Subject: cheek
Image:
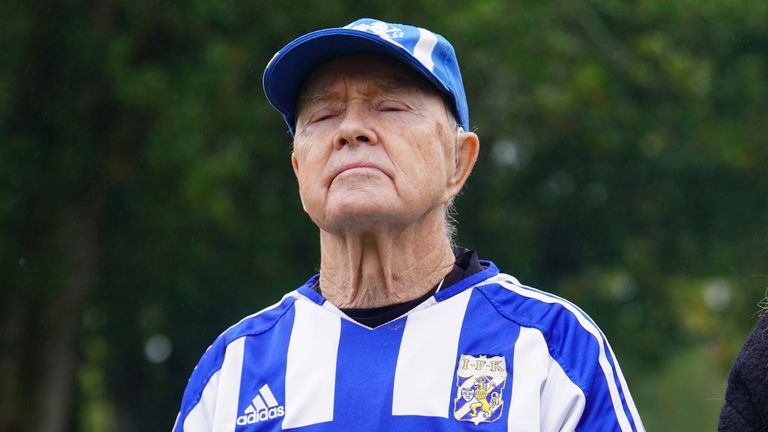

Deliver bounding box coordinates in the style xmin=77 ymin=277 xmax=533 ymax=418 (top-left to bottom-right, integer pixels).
xmin=294 ymin=147 xmax=329 ymax=205
xmin=420 ymin=152 xmax=454 ymax=203
xmin=399 ymin=132 xmax=450 ymax=183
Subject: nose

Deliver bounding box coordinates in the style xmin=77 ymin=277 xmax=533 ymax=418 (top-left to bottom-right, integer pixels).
xmin=333 ymin=105 xmax=378 ymax=149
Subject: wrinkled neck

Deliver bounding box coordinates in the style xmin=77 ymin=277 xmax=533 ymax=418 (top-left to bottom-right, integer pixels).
xmin=318 ymin=212 xmax=454 ymax=308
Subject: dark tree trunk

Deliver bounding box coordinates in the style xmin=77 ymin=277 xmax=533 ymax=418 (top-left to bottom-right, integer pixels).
xmin=34 ymin=196 xmax=102 ymax=432
xmin=2 ymin=0 xmax=113 ymax=427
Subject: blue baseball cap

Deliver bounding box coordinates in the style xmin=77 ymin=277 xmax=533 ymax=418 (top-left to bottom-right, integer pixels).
xmin=262 ymin=18 xmax=469 ymax=135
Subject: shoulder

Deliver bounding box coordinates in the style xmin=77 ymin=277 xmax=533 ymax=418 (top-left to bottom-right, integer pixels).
xmin=190 ymin=289 xmax=301 ymax=373
xmin=474 ymin=273 xmax=606 ymax=348
xmin=729 ymin=312 xmax=768 ymax=377
xmin=474 ymin=273 xmax=643 ymax=429
xmin=218 ymin=291 xmax=302 ymax=344
xmin=175 ymin=290 xmax=302 ymax=425
xmin=720 ymin=313 xmax=768 ymax=431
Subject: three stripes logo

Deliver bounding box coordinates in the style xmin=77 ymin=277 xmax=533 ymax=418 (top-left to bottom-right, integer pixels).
xmin=236 ymin=384 xmax=285 ymax=426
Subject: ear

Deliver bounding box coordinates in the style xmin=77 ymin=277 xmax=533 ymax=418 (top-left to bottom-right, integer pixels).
xmin=445 ymin=130 xmax=480 ymax=200
xmin=290 ymin=151 xmax=308 ymax=212
xmin=291 ymin=151 xmax=301 ymax=177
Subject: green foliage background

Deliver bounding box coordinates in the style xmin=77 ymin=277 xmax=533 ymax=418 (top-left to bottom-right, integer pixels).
xmin=2 ymin=0 xmax=767 ymax=430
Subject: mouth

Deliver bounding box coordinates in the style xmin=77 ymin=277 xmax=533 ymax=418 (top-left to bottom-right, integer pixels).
xmin=333 ymin=162 xmax=386 ymax=179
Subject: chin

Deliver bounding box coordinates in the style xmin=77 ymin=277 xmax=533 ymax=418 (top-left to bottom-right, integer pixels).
xmin=325 ymin=194 xmax=393 ymax=219
xmin=319 ymin=205 xmax=404 ymax=233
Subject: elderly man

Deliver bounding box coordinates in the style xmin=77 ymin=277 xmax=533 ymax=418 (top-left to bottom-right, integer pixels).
xmin=174 ymin=18 xmax=644 ymax=431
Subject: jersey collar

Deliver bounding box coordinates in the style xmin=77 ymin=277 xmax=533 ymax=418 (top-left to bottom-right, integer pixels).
xmin=296 ymin=260 xmax=500 ymax=307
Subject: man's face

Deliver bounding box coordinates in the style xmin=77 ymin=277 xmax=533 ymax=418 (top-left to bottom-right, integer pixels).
xmin=291 ymin=54 xmax=461 ymax=234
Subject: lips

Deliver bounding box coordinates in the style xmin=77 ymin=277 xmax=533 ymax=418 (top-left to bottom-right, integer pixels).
xmin=332 ymin=162 xmax=387 ymax=180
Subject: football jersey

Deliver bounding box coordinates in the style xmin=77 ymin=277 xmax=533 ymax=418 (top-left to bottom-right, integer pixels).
xmin=173 ymin=261 xmax=644 ymax=431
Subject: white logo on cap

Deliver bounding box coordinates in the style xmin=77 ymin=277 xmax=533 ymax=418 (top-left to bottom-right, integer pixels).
xmin=346 ymin=20 xmax=405 ymax=42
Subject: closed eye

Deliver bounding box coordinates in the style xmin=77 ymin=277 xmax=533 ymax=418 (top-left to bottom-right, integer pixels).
xmin=378 ymin=101 xmax=409 ymax=112
xmin=311 ymin=110 xmax=338 ymax=123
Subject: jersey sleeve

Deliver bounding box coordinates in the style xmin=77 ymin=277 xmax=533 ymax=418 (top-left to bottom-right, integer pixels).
xmin=545 ymin=313 xmax=644 ymax=432
xmin=540 ymin=349 xmax=586 ymax=431
xmin=173 ymin=337 xmax=227 ymax=432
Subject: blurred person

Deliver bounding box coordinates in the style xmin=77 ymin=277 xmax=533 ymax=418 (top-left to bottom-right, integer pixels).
xmin=173 ymin=18 xmax=644 ymax=431
xmin=719 ymin=311 xmax=768 ymax=431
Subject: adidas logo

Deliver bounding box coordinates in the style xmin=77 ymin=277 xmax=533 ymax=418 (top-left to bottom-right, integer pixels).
xmin=236 ymin=384 xmax=285 ymax=426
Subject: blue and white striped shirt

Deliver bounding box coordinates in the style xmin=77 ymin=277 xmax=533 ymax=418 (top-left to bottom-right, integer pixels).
xmin=174 ymin=261 xmax=644 ymax=431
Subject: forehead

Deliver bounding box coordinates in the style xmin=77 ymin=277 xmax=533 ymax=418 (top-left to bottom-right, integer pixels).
xmin=298 ymin=54 xmax=441 ymax=104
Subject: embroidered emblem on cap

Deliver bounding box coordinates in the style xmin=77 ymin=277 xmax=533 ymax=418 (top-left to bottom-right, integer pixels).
xmin=345 ymin=20 xmax=405 ymax=40
xmin=453 ymin=354 xmax=507 ymax=425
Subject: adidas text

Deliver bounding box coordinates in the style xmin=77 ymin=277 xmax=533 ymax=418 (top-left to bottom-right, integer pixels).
xmin=236 ymin=406 xmax=285 ymax=425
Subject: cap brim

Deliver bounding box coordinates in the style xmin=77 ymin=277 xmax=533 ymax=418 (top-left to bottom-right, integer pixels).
xmin=262 ymin=28 xmax=450 ymax=134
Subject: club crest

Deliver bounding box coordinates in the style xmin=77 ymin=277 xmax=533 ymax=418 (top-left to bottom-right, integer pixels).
xmin=453 ymin=354 xmax=507 ymax=425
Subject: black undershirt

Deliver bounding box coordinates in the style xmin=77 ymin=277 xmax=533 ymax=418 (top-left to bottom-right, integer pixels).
xmin=313 ymin=247 xmax=483 ymax=328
